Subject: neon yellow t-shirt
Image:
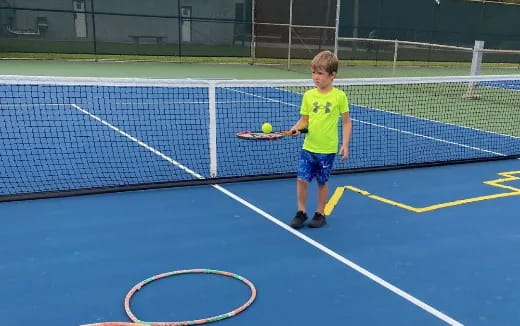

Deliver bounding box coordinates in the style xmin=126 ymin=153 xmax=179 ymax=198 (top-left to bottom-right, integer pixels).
xmin=300 ymin=87 xmax=349 ymax=154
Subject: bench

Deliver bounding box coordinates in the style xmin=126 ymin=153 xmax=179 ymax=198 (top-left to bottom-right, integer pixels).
xmin=129 ymin=35 xmax=167 ymax=44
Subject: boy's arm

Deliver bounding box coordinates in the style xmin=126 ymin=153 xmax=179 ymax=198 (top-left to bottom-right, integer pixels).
xmin=289 ymin=115 xmax=309 ymax=135
xmin=290 ymin=91 xmax=309 ymax=135
xmin=339 ymin=112 xmax=352 ymax=160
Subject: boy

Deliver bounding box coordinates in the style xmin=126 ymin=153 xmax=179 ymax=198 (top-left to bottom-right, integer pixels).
xmin=288 ymin=50 xmax=351 ymax=229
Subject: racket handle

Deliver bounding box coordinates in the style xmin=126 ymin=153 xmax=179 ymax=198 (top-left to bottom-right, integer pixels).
xmin=289 ymin=128 xmax=308 ymax=135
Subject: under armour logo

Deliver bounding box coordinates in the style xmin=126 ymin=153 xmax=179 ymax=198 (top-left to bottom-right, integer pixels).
xmin=312 ymin=102 xmax=320 ymax=113
xmin=324 ymin=102 xmax=332 ymax=113
xmin=311 ymin=101 xmax=332 ymax=113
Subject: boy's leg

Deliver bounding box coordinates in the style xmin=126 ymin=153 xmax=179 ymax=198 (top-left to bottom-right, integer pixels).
xmin=316 ymin=182 xmax=328 ymax=215
xmin=297 ymin=178 xmax=308 ymax=213
xmin=290 ymin=179 xmax=309 ymax=229
xmin=309 ymin=153 xmax=335 ymax=228
xmin=290 ymin=150 xmax=314 ymax=229
xmin=309 ymin=182 xmax=328 ymax=228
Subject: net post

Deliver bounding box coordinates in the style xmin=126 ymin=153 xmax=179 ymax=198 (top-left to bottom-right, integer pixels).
xmin=352 ymin=0 xmax=359 ymax=38
xmin=208 ymin=82 xmax=217 ymax=178
xmin=287 ymin=0 xmax=294 ymax=70
xmin=334 ymin=0 xmax=341 ymax=57
xmin=393 ymin=39 xmax=399 ymax=76
xmin=250 ymin=0 xmax=256 ymax=65
xmin=465 ymin=40 xmax=485 ymax=99
xmin=90 ymin=0 xmax=98 ymax=60
xmin=177 ymin=0 xmax=182 ymax=60
xmin=470 ymin=40 xmax=484 ymax=77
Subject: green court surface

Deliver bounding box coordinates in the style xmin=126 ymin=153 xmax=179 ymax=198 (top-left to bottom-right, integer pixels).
xmin=1 ymin=57 xmax=518 ymax=80
xmin=0 ymin=59 xmax=306 ymax=79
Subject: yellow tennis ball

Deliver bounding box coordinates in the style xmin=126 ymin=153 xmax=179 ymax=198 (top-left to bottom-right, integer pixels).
xmin=261 ymin=122 xmax=273 ymax=133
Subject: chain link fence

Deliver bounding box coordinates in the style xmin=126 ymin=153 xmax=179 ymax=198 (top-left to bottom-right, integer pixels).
xmin=340 ymin=0 xmax=520 ymax=50
xmin=0 ymin=0 xmax=252 ymax=58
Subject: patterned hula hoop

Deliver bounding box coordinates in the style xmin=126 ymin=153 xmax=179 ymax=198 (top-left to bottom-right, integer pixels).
xmin=80 ymin=269 xmax=256 ymax=326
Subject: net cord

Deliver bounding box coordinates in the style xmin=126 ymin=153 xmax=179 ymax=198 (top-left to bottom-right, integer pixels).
xmin=337 ymin=37 xmax=474 ymax=51
xmin=2 ymin=74 xmax=520 ymax=88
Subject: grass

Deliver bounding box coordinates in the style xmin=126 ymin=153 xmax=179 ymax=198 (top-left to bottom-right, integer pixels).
xmin=283 ymin=81 xmax=520 ymax=137
xmin=344 ymin=83 xmax=520 ymax=137
xmin=0 ymin=50 xmax=518 ymax=78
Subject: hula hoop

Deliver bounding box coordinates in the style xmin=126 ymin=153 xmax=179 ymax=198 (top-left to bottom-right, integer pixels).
xmin=81 ymin=269 xmax=256 ymax=326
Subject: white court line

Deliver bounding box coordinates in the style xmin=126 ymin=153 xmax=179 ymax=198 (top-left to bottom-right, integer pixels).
xmin=15 ymin=98 xmax=514 ymax=156
xmin=115 ymin=100 xmax=267 ymax=105
xmin=357 ymin=120 xmax=508 ymax=157
xmin=0 ymin=103 xmax=70 ymax=107
xmin=70 ymin=103 xmax=464 ymax=326
xmin=70 ymin=104 xmax=203 ymax=179
xmin=0 ymin=100 xmax=270 ymax=107
xmin=224 ymin=87 xmax=513 ymax=155
xmin=356 ymin=104 xmax=520 ymax=141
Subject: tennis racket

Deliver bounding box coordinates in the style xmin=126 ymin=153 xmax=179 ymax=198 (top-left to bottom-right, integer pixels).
xmin=236 ymin=128 xmax=308 ymax=141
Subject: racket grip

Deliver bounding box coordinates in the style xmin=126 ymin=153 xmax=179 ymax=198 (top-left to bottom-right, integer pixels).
xmin=289 ymin=128 xmax=308 ymax=135
xmin=287 ymin=128 xmax=308 ymax=135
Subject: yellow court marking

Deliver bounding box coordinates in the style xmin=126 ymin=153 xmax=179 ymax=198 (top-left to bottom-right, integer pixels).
xmin=325 ymin=170 xmax=520 ymax=214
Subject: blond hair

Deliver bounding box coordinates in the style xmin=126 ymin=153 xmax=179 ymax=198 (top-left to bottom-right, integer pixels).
xmin=311 ymin=50 xmax=338 ymax=74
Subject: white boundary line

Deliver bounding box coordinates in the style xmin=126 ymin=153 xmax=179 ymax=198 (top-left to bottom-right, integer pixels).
xmin=70 ymin=104 xmax=204 ymax=179
xmin=224 ymin=87 xmax=509 ymax=155
xmin=0 ymin=101 xmax=266 ymax=107
xmin=115 ymin=100 xmax=266 ymax=105
xmin=0 ymin=103 xmax=70 ymax=107
xmin=357 ymin=120 xmax=507 ymax=156
xmin=356 ymin=104 xmax=520 ymax=141
xmin=69 ymin=103 xmax=464 ymax=326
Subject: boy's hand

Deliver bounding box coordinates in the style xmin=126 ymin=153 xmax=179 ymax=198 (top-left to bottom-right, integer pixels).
xmin=287 ymin=128 xmax=300 ymax=136
xmin=339 ymin=144 xmax=349 ymax=160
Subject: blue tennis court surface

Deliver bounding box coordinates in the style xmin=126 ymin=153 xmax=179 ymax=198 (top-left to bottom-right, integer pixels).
xmin=480 ymin=80 xmax=520 ymax=91
xmin=1 ymin=158 xmax=520 ymax=325
xmin=1 ymin=81 xmax=519 ymax=196
xmin=1 ymin=76 xmax=520 ymax=325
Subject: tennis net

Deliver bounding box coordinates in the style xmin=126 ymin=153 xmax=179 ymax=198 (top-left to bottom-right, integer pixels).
xmin=1 ymin=74 xmax=519 ymax=201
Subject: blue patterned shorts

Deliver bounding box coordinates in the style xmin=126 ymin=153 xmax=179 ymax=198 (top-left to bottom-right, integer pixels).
xmin=297 ymin=149 xmax=336 ymax=185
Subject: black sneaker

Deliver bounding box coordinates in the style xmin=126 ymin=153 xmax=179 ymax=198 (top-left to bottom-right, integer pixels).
xmin=308 ymin=212 xmax=326 ymax=228
xmin=289 ymin=211 xmax=307 ymax=229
